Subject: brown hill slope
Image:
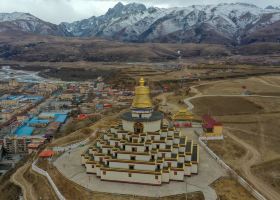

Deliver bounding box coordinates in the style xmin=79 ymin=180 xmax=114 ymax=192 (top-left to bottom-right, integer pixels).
xmin=1 ymin=32 xmax=280 ymax=63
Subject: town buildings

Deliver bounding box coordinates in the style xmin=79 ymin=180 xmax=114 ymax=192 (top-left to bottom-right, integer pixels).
xmin=82 ymin=78 xmax=199 ymax=185
xmin=0 ymin=135 xmax=45 ymax=154
xmin=0 ymin=145 xmax=3 ymax=160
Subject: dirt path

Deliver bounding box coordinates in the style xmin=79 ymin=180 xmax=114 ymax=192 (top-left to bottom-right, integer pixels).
xmin=10 ymin=162 xmax=37 ymax=200
xmin=225 ymin=126 xmax=280 ymax=142
xmin=225 ymin=129 xmax=280 ymax=200
xmin=255 ymin=77 xmax=280 ymax=88
xmin=185 ymin=78 xmax=280 ymax=200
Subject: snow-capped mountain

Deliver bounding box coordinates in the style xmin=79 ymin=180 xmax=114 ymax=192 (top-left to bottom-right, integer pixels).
xmin=60 ymin=2 xmax=280 ymax=44
xmin=0 ymin=12 xmax=69 ymax=36
xmin=1 ymin=3 xmax=280 ymax=44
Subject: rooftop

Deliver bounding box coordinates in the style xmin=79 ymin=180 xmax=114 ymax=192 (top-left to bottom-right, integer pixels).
xmin=15 ymin=126 xmax=34 ymax=136
xmin=55 ymin=114 xmax=68 ymax=123
xmin=202 ymin=114 xmax=222 ymax=128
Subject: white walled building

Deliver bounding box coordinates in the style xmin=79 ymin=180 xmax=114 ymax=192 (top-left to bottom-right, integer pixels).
xmin=81 ymin=78 xmax=199 ymax=185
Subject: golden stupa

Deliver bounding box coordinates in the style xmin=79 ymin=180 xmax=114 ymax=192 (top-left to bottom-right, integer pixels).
xmin=132 ymin=77 xmax=153 ymax=109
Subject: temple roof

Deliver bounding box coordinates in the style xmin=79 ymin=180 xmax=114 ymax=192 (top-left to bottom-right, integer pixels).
xmin=173 ymin=109 xmax=193 ymax=121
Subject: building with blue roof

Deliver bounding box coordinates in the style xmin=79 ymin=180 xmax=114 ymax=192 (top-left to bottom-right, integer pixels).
xmin=39 ymin=111 xmax=70 ymax=119
xmin=15 ymin=126 xmax=34 ymax=136
xmin=28 ymin=117 xmax=49 ymax=127
xmin=55 ymin=114 xmax=68 ymax=123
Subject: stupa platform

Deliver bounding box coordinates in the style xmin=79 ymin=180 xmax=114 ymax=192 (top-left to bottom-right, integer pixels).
xmin=53 ymin=128 xmax=226 ymax=199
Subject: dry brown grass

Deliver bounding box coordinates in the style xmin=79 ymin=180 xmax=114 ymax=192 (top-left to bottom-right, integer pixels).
xmin=23 ymin=165 xmax=58 ymax=200
xmin=207 ymin=136 xmax=247 ymax=171
xmin=192 ymin=76 xmax=280 ymax=199
xmin=191 ymin=96 xmax=263 ymax=116
xmin=50 ymin=108 xmax=128 ymax=147
xmin=0 ymin=180 xmax=21 ymax=200
xmin=251 ymin=159 xmax=280 ymax=193
xmin=196 ymin=77 xmax=280 ymax=96
xmin=211 ymin=177 xmax=256 ymax=200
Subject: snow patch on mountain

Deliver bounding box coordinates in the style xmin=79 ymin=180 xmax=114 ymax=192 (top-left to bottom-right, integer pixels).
xmin=59 ymin=2 xmax=280 ymax=43
xmin=0 ymin=12 xmax=37 ymax=22
xmin=1 ymin=2 xmax=280 ymax=44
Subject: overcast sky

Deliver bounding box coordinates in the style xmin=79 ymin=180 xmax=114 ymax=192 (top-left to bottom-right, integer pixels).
xmin=0 ymin=0 xmax=279 ymax=24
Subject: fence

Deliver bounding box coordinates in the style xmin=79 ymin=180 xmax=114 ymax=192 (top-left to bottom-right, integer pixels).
xmin=198 ymin=137 xmax=267 ymax=200
xmin=32 ymin=159 xmax=65 ymax=200
xmin=30 ymin=130 xmax=100 ymax=200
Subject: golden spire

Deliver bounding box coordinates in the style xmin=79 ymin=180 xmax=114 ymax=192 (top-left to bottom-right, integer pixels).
xmin=132 ymin=77 xmax=153 ymax=109
xmin=139 ymin=77 xmax=145 ymax=86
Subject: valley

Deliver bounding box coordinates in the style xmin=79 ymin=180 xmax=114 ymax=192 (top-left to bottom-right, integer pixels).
xmin=1 ymin=1 xmax=280 ymax=200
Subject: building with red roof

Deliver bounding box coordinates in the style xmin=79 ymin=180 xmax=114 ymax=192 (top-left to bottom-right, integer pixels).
xmin=201 ymin=114 xmax=223 ymax=140
xmin=39 ymin=150 xmax=54 ymax=158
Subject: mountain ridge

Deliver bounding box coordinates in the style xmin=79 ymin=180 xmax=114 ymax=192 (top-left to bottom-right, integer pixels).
xmin=1 ymin=2 xmax=280 ymax=44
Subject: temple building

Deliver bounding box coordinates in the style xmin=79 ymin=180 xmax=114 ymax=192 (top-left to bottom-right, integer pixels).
xmin=172 ymin=109 xmax=194 ymax=128
xmin=201 ymin=114 xmax=223 ymax=140
xmin=81 ymin=78 xmax=199 ymax=185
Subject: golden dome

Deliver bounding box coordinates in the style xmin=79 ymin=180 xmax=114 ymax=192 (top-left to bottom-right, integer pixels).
xmin=132 ymin=77 xmax=153 ymax=109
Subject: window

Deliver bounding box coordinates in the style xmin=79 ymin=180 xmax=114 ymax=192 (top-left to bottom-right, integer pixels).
xmin=157 ymin=165 xmax=160 ymax=170
xmin=155 ymin=175 xmax=158 ymax=180
xmin=132 ymin=147 xmax=137 ymax=152
xmin=129 ymin=165 xmax=134 ymax=170
xmin=131 ymin=156 xmax=136 ymax=161
xmin=174 ymin=171 xmax=177 ymax=175
xmin=103 ymin=171 xmax=106 ymax=175
xmin=129 ymin=173 xmax=132 ymax=177
xmin=92 ymin=165 xmax=95 ymax=168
